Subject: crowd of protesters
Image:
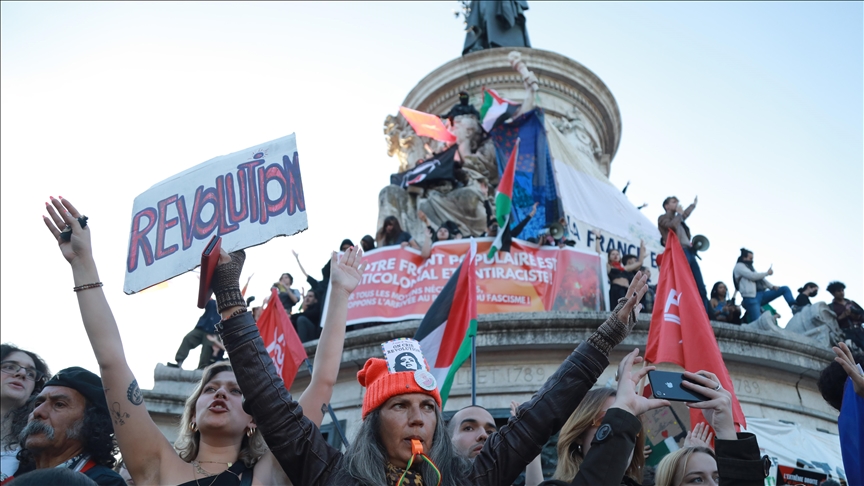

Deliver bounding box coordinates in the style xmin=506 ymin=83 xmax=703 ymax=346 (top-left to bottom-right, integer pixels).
xmin=0 ymin=196 xmax=859 ymax=486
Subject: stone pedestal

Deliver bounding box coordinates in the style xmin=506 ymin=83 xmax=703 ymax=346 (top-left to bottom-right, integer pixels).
xmin=386 ymin=47 xmax=621 ymax=178
xmin=289 ymin=315 xmax=838 ymax=441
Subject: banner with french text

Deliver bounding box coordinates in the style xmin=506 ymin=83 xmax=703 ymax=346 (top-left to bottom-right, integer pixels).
xmin=346 ymin=238 xmax=602 ymax=325
xmin=124 ymin=134 xmax=307 ymax=294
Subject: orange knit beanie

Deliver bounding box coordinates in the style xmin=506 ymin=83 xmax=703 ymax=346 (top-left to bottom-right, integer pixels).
xmin=357 ymin=358 xmax=442 ymax=418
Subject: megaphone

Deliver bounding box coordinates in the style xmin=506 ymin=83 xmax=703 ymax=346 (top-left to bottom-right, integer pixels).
xmin=549 ymin=222 xmax=565 ymax=240
xmin=691 ymin=234 xmax=710 ymax=252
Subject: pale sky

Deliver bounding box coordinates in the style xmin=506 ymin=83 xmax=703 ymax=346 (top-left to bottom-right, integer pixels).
xmin=2 ymin=2 xmax=861 ymax=389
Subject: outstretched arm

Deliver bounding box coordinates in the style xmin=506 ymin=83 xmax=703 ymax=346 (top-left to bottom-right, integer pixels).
xmin=42 ymin=197 xmax=176 ymax=485
xmin=473 ymin=275 xmax=650 ymax=485
xmin=292 ymin=250 xmax=310 ymax=279
xmin=213 ymin=252 xmax=342 ymax=486
xmin=572 ymin=349 xmax=667 ymax=486
xmin=622 ymin=241 xmax=647 ymax=272
xmin=298 ymin=247 xmax=366 ymax=426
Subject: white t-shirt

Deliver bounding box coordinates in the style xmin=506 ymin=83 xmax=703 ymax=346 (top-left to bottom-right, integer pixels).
xmin=0 ymin=446 xmax=20 ymax=481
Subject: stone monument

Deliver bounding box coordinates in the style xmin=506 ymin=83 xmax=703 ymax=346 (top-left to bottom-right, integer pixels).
xmin=143 ymin=4 xmax=841 ymax=477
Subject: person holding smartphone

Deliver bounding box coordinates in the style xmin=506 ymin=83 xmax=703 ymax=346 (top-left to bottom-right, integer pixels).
xmin=651 ymin=371 xmax=768 ymax=486
xmin=733 ymin=248 xmax=795 ymax=323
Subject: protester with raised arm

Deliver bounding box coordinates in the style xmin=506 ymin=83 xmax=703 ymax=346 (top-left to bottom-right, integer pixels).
xmin=658 ymin=196 xmax=709 ymax=312
xmin=542 ymin=349 xmax=663 ymax=486
xmin=733 ymin=248 xmax=795 ymax=323
xmin=41 ymin=196 xmax=363 ymax=486
xmin=211 ymin=243 xmax=650 ymax=485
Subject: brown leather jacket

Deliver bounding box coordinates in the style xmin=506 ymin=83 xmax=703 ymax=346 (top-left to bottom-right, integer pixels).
xmin=219 ymin=311 xmax=610 ymax=486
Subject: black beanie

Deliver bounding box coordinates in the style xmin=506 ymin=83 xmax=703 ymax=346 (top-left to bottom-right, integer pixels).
xmin=43 ymin=367 xmax=109 ymax=416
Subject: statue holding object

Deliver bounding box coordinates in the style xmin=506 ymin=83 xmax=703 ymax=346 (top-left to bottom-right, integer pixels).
xmin=379 ymin=49 xmax=542 ymax=246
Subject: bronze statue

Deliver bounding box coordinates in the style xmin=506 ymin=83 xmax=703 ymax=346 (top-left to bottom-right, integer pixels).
xmin=462 ymin=1 xmax=531 ymax=55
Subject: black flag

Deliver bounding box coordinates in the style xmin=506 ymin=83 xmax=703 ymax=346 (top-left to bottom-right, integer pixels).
xmin=390 ymin=145 xmax=458 ymax=188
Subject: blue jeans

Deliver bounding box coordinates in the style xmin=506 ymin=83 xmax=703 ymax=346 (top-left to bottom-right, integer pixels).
xmin=683 ymin=247 xmax=710 ymax=312
xmin=742 ymin=286 xmax=794 ymax=323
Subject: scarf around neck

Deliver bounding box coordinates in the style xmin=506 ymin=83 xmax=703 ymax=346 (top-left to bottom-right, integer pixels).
xmin=386 ymin=462 xmax=424 ymax=486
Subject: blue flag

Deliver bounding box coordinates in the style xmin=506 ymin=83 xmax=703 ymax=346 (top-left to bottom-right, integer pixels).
xmin=839 ymin=377 xmax=863 ymax=485
xmin=490 ymin=109 xmax=563 ymax=241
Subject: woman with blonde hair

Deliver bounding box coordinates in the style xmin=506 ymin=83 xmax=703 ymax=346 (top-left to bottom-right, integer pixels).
xmin=548 ymin=350 xmax=657 ymax=486
xmin=42 ymin=196 xmax=366 ymax=485
xmin=650 ymin=370 xmax=767 ymax=486
xmin=654 ymin=446 xmax=717 ymax=486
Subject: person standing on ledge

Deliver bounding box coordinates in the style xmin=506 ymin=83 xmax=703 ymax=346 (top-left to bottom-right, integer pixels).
xmin=658 ymin=195 xmax=710 ymax=313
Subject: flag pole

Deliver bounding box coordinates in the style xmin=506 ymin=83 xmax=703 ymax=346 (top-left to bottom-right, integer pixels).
xmin=304 ymin=358 xmax=349 ymax=449
xmin=470 ymin=335 xmax=477 ymax=406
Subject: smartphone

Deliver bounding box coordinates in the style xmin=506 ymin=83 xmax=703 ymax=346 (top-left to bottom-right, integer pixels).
xmin=197 ymin=235 xmax=222 ymax=309
xmin=648 ymin=370 xmax=709 ymax=402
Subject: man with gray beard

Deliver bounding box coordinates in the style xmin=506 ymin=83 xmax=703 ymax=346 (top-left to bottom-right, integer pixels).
xmin=8 ymin=367 xmax=123 ymax=486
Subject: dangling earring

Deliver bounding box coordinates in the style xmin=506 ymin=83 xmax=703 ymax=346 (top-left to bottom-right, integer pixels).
xmin=189 ymin=422 xmax=198 ymax=432
xmin=246 ymin=426 xmax=256 ymax=437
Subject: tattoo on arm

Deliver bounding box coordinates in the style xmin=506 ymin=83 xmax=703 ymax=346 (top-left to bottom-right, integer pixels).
xmin=127 ymin=379 xmax=144 ymax=406
xmin=111 ymin=402 xmax=130 ymax=426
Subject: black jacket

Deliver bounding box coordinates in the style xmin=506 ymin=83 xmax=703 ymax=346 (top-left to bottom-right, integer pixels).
xmin=540 ymin=408 xmax=765 ymax=486
xmin=218 ymin=311 xmax=611 ymax=486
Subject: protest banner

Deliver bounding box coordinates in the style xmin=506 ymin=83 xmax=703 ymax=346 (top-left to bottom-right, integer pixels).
xmin=124 ymin=134 xmax=307 ymax=294
xmin=345 ymin=238 xmax=602 ymax=326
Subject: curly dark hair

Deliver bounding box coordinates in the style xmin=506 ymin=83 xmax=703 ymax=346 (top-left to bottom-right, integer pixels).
xmin=818 ymin=352 xmax=863 ymax=411
xmin=16 ymin=400 xmax=118 ymax=472
xmin=826 ymin=281 xmax=846 ymax=295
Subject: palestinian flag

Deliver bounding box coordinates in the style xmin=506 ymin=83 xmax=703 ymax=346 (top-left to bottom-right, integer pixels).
xmin=488 ymin=139 xmax=520 ymax=258
xmin=479 ymin=87 xmax=520 ymax=133
xmin=413 ymin=239 xmax=477 ymax=405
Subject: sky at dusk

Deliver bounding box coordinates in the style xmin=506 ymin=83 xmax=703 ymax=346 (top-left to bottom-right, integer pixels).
xmin=2 ymin=2 xmax=861 ymax=388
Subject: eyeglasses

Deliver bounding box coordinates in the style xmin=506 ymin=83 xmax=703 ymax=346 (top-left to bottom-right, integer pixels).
xmin=0 ymin=361 xmax=45 ymax=383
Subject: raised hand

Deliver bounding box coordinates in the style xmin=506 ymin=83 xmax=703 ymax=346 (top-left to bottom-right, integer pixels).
xmin=682 ymin=371 xmax=737 ymax=440
xmin=510 ymin=400 xmax=519 ymax=417
xmin=683 ymin=422 xmax=714 ymax=449
xmin=609 ymin=348 xmax=669 ymax=417
xmin=833 ymin=342 xmax=864 ymax=399
xmin=616 ymin=271 xmax=649 ymax=324
xmin=330 ymin=246 xmax=367 ymax=297
xmin=212 ymin=248 xmax=246 ymax=315
xmin=43 ymin=196 xmax=92 ymax=266
xmin=529 ymin=202 xmax=539 ymax=218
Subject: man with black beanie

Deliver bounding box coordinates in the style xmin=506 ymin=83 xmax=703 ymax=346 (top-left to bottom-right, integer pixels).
xmin=12 ymin=367 xmax=123 ymax=486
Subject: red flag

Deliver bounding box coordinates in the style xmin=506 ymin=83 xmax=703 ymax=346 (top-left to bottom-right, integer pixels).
xmin=645 ymin=231 xmax=746 ymax=431
xmin=399 ymin=106 xmax=457 ymax=143
xmin=256 ymin=288 xmax=307 ymax=389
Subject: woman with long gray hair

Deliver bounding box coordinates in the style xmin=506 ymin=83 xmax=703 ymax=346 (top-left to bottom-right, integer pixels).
xmin=210 ymin=243 xmax=652 ymax=485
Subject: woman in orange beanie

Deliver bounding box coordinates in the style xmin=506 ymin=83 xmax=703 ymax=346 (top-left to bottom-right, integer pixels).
xmin=212 ymin=244 xmax=650 ymax=486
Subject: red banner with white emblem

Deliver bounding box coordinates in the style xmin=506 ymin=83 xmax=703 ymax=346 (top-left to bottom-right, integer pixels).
xmin=645 ymin=231 xmax=746 ymax=430
xmin=257 ymin=288 xmax=307 ymax=389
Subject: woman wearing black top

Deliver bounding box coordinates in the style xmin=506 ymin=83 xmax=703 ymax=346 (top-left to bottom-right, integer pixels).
xmin=793 ymin=282 xmax=818 ymax=314
xmin=597 ymin=234 xmax=646 ymax=309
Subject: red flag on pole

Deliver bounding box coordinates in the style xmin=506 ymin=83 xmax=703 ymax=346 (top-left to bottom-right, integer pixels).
xmin=645 ymin=231 xmax=747 ymax=431
xmin=256 ymin=288 xmax=307 ymax=389
xmin=399 ymin=106 xmax=457 ymax=143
